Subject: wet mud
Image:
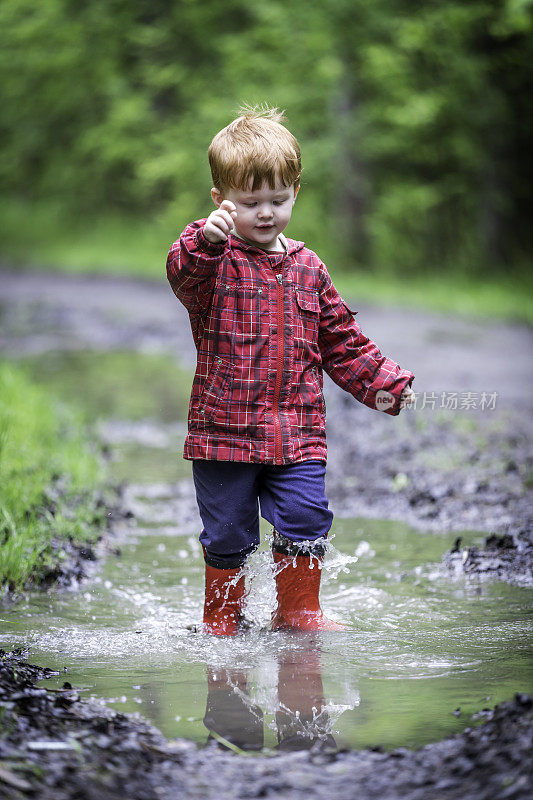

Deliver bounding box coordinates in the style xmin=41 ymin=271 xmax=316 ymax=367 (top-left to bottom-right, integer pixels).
xmin=324 ymin=391 xmax=533 ymax=585
xmin=1 ymin=650 xmax=532 ymax=799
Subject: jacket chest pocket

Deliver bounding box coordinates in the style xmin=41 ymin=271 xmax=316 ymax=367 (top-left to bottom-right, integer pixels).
xmin=294 ymin=286 xmax=320 ymax=345
xmin=197 ymin=357 xmax=234 ymax=421
xmin=210 ymin=279 xmax=264 ymax=344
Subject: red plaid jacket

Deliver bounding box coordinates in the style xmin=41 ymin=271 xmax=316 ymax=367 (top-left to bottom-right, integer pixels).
xmin=167 ymin=220 xmax=414 ymax=465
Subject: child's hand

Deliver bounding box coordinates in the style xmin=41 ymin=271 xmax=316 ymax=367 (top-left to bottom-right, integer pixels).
xmin=203 ymin=200 xmax=237 ymax=243
xmin=400 ymin=386 xmax=415 ymax=409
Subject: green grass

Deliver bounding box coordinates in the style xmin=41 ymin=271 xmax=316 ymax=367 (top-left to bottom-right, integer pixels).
xmin=1 ymin=197 xmax=532 ymax=324
xmin=0 ymin=362 xmax=105 ymax=594
xmin=13 ymin=350 xmax=192 ymax=424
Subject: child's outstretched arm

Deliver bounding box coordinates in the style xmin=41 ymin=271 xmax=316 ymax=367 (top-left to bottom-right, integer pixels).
xmin=166 ymin=201 xmax=237 ymax=317
xmin=317 ymin=265 xmax=414 ymax=415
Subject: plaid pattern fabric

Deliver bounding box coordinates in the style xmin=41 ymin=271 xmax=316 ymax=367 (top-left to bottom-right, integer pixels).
xmin=166 ymin=219 xmax=414 ymax=465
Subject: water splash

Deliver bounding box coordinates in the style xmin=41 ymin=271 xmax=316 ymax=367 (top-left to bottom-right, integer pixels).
xmin=2 ymin=514 xmax=531 ymax=751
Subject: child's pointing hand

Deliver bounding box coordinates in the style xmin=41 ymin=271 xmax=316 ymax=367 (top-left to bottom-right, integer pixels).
xmin=399 ymin=386 xmax=415 ymax=409
xmin=204 ymin=200 xmax=237 ymax=244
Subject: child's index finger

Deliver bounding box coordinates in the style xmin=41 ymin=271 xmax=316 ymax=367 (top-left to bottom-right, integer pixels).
xmin=220 ymin=199 xmax=237 ymax=215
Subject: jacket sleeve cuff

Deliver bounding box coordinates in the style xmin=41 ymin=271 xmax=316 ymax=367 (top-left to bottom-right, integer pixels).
xmin=195 ymin=226 xmax=226 ymax=255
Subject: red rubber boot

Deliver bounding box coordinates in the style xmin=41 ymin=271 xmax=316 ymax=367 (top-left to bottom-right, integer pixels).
xmin=271 ymin=550 xmax=346 ymax=631
xmin=203 ymin=563 xmax=246 ymax=636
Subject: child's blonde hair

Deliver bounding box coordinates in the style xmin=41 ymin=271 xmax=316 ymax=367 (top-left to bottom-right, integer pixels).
xmin=208 ymin=104 xmax=301 ymax=193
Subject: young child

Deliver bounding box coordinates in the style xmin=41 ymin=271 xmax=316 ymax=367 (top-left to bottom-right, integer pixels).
xmin=166 ymin=106 xmax=415 ymax=635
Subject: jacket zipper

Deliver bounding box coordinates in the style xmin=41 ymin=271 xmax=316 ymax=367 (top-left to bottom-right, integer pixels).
xmin=272 ymin=266 xmax=285 ymax=464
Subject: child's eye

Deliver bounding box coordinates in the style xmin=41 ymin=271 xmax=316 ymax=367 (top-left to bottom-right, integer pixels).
xmin=243 ymin=202 xmax=257 ymax=207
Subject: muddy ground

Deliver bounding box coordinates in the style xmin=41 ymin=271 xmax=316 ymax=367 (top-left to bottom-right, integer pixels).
xmin=1 ymin=650 xmax=532 ymax=799
xmin=0 ymin=269 xmax=532 ymax=798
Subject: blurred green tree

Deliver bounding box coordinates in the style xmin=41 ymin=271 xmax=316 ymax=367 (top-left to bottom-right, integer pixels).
xmin=0 ymin=0 xmax=531 ymax=275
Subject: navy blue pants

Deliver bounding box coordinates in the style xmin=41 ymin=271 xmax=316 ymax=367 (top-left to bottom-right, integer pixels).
xmin=192 ymin=460 xmax=334 ymax=568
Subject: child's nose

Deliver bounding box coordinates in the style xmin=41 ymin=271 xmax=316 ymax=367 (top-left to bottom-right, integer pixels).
xmin=258 ymin=203 xmax=273 ymax=218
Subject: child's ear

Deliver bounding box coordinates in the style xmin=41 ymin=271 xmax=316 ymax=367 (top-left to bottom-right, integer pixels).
xmin=292 ymin=184 xmax=300 ymax=204
xmin=211 ymin=187 xmax=224 ymax=207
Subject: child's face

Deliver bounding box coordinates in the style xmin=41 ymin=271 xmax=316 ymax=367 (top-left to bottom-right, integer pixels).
xmin=212 ymin=179 xmax=299 ymax=251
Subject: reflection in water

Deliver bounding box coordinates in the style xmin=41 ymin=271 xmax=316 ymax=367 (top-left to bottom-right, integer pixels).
xmin=203 ymin=642 xmax=337 ymax=753
xmin=275 ymin=643 xmax=337 ymax=752
xmin=204 ymin=667 xmax=264 ymax=751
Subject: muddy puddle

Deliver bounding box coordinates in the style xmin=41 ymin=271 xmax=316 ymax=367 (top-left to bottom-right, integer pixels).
xmin=1 ymin=347 xmax=532 ymax=756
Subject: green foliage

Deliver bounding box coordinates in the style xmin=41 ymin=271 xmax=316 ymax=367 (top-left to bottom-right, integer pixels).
xmin=0 ymin=362 xmax=104 ymax=592
xmin=0 ymin=0 xmax=531 ymax=276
